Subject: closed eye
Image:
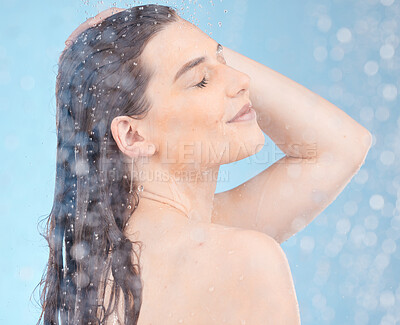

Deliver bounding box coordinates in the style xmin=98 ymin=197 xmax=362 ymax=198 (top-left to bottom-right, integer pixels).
xmin=195 ymin=76 xmax=208 ymax=89
xmin=193 ymin=44 xmax=225 ymax=89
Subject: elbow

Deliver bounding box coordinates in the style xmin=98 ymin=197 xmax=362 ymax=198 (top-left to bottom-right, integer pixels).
xmin=364 ymin=129 xmax=373 ymax=149
xmin=359 ymin=128 xmax=373 ymax=156
xmin=330 ymin=127 xmax=373 ymax=167
xmin=350 ymin=127 xmax=372 ymax=169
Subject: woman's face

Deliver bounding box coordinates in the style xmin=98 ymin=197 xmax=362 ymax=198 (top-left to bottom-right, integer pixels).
xmin=139 ymin=18 xmax=265 ymax=167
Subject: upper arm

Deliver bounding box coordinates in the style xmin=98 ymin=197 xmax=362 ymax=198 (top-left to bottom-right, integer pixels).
xmin=228 ymin=231 xmax=301 ymax=324
xmin=212 ymin=137 xmax=371 ymax=244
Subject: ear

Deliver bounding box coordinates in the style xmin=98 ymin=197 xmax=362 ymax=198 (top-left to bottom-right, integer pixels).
xmin=110 ymin=116 xmax=156 ymax=159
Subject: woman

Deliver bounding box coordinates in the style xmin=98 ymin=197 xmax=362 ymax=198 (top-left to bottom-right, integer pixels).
xmin=38 ymin=4 xmax=372 ymax=325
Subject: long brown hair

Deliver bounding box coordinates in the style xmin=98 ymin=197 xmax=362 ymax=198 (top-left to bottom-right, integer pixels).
xmin=36 ymin=4 xmax=180 ymax=324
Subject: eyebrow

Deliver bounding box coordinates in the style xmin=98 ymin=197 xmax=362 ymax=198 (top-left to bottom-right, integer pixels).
xmin=173 ymin=43 xmax=223 ymax=83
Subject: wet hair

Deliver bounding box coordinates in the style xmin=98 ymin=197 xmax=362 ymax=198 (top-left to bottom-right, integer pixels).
xmin=36 ymin=4 xmax=180 ymax=325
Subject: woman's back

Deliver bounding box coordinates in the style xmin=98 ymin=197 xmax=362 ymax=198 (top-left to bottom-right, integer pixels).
xmin=105 ymin=216 xmax=301 ymax=325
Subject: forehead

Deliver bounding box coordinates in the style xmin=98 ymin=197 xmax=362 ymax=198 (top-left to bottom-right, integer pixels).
xmin=141 ymin=20 xmax=214 ymax=79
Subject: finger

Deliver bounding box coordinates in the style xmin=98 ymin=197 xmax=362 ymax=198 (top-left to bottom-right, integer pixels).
xmin=64 ymin=20 xmax=92 ymax=47
xmin=90 ymin=7 xmax=125 ymax=26
xmin=64 ymin=7 xmax=125 ymax=48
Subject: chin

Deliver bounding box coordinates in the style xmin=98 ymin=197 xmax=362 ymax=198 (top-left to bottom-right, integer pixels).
xmin=245 ymin=124 xmax=265 ymax=152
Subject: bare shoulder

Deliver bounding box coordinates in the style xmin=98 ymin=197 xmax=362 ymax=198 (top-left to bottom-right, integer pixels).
xmin=199 ymin=226 xmax=301 ymax=324
xmin=233 ymin=228 xmax=290 ymax=269
xmin=217 ymin=227 xmax=294 ymax=285
xmin=211 ymin=225 xmax=289 ymax=268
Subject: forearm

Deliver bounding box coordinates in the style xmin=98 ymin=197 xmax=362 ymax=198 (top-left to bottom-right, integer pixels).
xmin=223 ymin=46 xmax=372 ymax=162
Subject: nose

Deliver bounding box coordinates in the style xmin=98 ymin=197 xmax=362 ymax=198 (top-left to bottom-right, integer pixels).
xmin=226 ymin=67 xmax=251 ymax=98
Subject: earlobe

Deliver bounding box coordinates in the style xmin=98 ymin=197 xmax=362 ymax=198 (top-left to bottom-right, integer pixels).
xmin=127 ymin=141 xmax=157 ymax=160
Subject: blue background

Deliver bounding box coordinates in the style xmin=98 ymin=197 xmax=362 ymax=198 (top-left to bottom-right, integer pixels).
xmin=1 ymin=0 xmax=399 ymax=324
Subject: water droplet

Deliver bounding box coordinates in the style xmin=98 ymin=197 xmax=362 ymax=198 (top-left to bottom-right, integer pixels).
xmin=74 ymin=271 xmax=90 ymax=288
xmin=228 ymin=250 xmax=235 ymax=254
xmin=364 ymin=61 xmax=379 ymax=76
xmin=369 ymin=194 xmax=384 ymax=210
xmin=239 ymin=275 xmax=244 ymax=281
xmin=336 ymin=27 xmax=352 ymax=43
xmin=208 ymin=286 xmax=214 ymax=292
xmin=380 ymin=44 xmax=395 ymax=60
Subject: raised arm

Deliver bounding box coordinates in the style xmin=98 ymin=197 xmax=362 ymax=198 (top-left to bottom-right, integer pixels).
xmin=211 ymin=45 xmax=372 ymax=244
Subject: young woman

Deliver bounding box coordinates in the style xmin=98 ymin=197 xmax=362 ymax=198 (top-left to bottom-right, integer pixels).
xmin=38 ymin=4 xmax=372 ymax=325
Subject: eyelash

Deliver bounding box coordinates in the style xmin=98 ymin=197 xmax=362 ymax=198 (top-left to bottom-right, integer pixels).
xmin=193 ymin=55 xmax=226 ymax=89
xmin=195 ymin=76 xmax=209 ymax=89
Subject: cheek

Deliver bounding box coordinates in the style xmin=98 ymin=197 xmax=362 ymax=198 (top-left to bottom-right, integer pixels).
xmin=193 ymin=96 xmax=225 ymax=126
xmin=202 ymin=108 xmax=223 ymax=126
xmin=180 ymin=100 xmax=224 ymax=130
xmin=156 ymin=94 xmax=225 ymax=138
xmin=156 ymin=111 xmax=197 ymax=143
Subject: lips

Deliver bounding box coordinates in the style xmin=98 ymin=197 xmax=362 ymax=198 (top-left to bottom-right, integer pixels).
xmin=227 ymin=102 xmax=253 ymax=123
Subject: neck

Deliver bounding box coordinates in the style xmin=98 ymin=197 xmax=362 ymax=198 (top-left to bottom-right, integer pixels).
xmin=139 ymin=187 xmax=189 ymax=218
xmin=133 ymin=166 xmax=219 ymax=224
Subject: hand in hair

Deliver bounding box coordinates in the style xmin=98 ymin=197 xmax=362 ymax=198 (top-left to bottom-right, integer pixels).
xmin=64 ymin=7 xmax=125 ymax=49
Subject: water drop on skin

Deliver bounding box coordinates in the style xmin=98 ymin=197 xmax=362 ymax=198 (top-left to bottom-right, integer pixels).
xmin=228 ymin=250 xmax=235 ymax=254
xmin=239 ymin=275 xmax=244 ymax=281
xmin=209 ymin=286 xmax=214 ymax=292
